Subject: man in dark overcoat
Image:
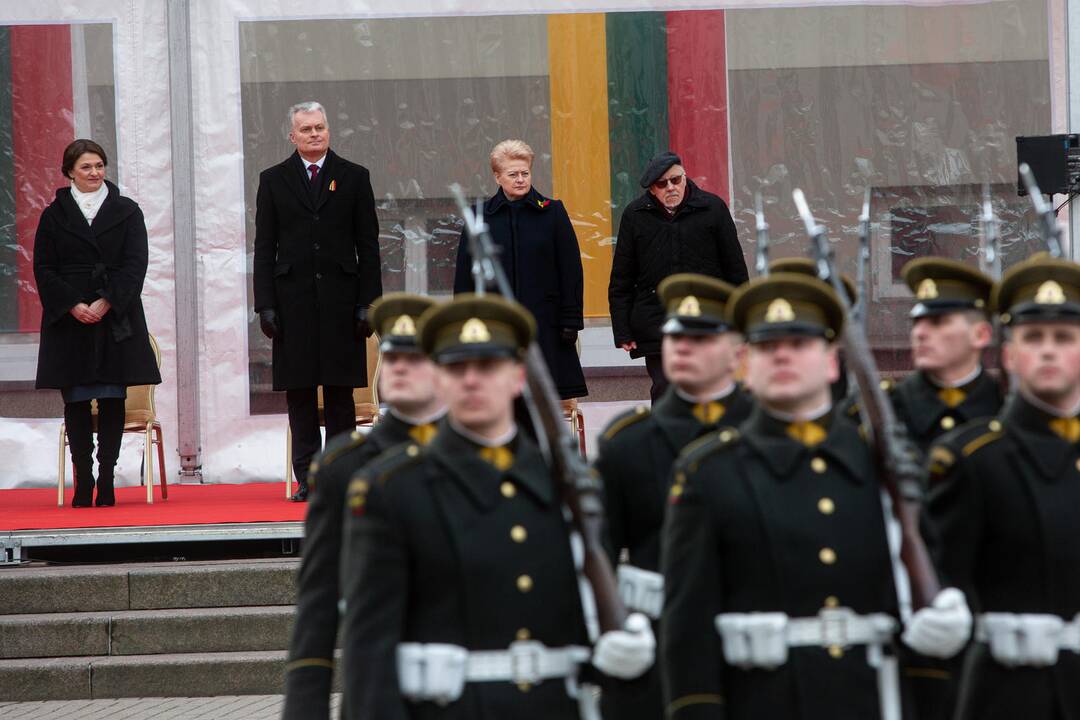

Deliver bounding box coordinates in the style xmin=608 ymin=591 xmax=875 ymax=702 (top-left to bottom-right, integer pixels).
xmin=341 ymin=294 xmax=654 ymax=719
xmin=595 ymin=273 xmax=753 ymax=720
xmin=608 ymin=151 xmax=748 ymax=402
xmin=925 ymin=255 xmax=1080 ymax=720
xmin=660 ymin=273 xmax=972 ymax=720
xmin=253 ymin=100 xmax=382 ymax=501
xmin=283 ymin=293 xmax=444 ymax=719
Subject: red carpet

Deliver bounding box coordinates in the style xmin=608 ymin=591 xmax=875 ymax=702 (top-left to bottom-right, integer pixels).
xmin=0 ymin=483 xmax=306 ymax=531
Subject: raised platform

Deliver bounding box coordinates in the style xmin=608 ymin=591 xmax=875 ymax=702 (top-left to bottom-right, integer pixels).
xmin=0 ymin=483 xmax=305 ymax=564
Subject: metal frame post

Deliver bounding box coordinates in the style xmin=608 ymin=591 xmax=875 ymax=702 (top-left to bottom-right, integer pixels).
xmin=167 ymin=0 xmax=203 ymax=479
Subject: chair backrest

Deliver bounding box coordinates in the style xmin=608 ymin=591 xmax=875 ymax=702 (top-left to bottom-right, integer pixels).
xmin=314 ymin=335 xmax=381 ymax=424
xmin=92 ymin=334 xmax=160 ymax=426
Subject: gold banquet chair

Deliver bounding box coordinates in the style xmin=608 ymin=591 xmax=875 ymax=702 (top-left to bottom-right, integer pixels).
xmin=285 ymin=333 xmax=382 ymax=497
xmin=57 ymin=334 xmax=167 ymax=506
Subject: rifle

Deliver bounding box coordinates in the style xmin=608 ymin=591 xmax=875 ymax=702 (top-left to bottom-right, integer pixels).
xmin=755 ymin=193 xmax=770 ymax=277
xmin=852 ymin=188 xmax=872 ymax=330
xmin=1018 ymin=163 xmax=1065 ymax=258
xmin=450 ymin=184 xmax=627 ymax=634
xmin=979 ymin=185 xmax=1009 ymax=394
xmin=793 ymin=189 xmax=941 ymax=612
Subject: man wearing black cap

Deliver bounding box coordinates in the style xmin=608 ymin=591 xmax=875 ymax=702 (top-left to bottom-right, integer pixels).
xmin=887 ymin=258 xmax=1002 ymax=455
xmin=660 ymin=273 xmax=972 ymax=720
xmin=595 ymin=272 xmax=753 ymax=720
xmin=925 ymin=255 xmax=1080 ymax=720
xmin=341 ymin=294 xmax=655 ymax=720
xmin=609 ymin=151 xmax=748 ymax=403
xmin=283 ymin=292 xmax=444 ymax=720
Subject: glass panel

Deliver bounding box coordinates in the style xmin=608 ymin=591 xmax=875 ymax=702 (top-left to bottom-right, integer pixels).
xmin=0 ymin=23 xmax=117 ymax=418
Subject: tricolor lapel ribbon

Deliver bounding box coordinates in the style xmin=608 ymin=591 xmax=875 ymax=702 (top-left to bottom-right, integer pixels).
xmin=538 ymin=199 xmax=549 ymax=208
xmin=329 ymin=180 xmax=336 ymax=192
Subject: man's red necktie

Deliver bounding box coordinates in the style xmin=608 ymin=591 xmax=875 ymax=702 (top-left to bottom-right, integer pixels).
xmin=308 ymin=164 xmax=319 ymax=184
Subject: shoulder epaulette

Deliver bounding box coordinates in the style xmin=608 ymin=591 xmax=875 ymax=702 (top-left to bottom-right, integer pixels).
xmin=347 ymin=442 xmax=424 ymax=516
xmin=928 ymin=417 xmax=1003 ymax=473
xmin=675 ymin=426 xmax=741 ymax=474
xmin=310 ymin=430 xmax=367 ymax=475
xmin=600 ymin=405 xmax=650 ymax=441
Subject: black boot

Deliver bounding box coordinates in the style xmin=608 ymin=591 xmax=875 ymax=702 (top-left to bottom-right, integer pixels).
xmin=95 ymin=397 xmax=125 ymax=507
xmin=65 ymin=400 xmax=95 ymax=507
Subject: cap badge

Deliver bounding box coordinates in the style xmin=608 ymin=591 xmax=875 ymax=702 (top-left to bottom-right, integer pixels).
xmin=391 ymin=314 xmax=416 ymax=336
xmin=677 ymin=295 xmax=702 ymax=317
xmin=916 ymin=278 xmax=939 ymax=300
xmin=1035 ymin=280 xmax=1066 ymax=305
xmin=460 ymin=318 xmax=491 ymax=343
xmin=765 ymin=298 xmax=795 ymax=323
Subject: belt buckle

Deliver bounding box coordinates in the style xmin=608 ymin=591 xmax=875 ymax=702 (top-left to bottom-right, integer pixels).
xmin=509 ymin=640 xmax=544 ymax=685
xmin=819 ymin=607 xmax=854 ymax=647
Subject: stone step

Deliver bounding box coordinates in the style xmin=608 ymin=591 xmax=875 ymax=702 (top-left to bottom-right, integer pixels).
xmin=0 ymin=649 xmax=340 ymax=702
xmin=1 ymin=559 xmax=298 ymax=615
xmin=0 ymin=606 xmax=296 ymax=659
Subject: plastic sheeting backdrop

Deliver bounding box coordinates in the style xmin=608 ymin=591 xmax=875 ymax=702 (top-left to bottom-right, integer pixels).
xmin=238 ymin=2 xmax=1053 ymax=422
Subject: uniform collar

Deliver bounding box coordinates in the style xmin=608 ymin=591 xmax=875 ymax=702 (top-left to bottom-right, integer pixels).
xmin=429 ymin=420 xmax=553 ymax=510
xmin=741 ymin=405 xmax=867 ymax=484
xmin=902 ymin=368 xmax=998 ymax=435
xmin=1000 ymin=393 xmax=1077 ymax=481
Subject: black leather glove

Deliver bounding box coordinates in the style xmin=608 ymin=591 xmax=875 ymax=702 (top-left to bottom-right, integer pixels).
xmin=259 ymin=309 xmax=280 ymax=340
xmin=355 ymin=306 xmax=374 ymax=340
xmin=560 ymin=328 xmax=579 ymax=346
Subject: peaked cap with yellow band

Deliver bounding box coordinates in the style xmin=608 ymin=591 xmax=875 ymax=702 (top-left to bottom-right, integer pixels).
xmin=992 ymin=253 xmax=1080 ymax=326
xmin=901 ymin=258 xmax=993 ymax=319
xmin=727 ymin=272 xmax=845 ymax=343
xmin=658 ymin=273 xmax=736 ymax=335
xmin=417 ymin=293 xmax=536 ymax=364
xmin=370 ymin=292 xmax=438 ymax=353
xmin=768 ymin=257 xmax=857 ymax=305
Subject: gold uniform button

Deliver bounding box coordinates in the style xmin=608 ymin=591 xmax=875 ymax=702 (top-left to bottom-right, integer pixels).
xmin=817 ymin=497 xmax=835 ymax=515
xmin=516 ymin=628 xmax=531 ymax=641
xmin=406 ymin=444 xmax=419 ymax=457
xmin=511 ymin=525 xmax=528 ymax=543
xmin=811 ymin=457 xmax=827 ymax=474
xmin=819 ymin=547 xmax=837 ymax=565
xmin=517 ymin=575 xmax=533 ymax=593
xmin=824 ymin=595 xmax=840 ymax=608
xmin=501 ymin=482 xmax=517 ymax=498
xmin=940 ymin=416 xmax=955 ymax=431
xmin=828 ymin=645 xmax=844 ymax=659
xmin=989 ymin=420 xmax=1003 ymax=432
xmin=517 ymin=681 xmax=532 ymax=692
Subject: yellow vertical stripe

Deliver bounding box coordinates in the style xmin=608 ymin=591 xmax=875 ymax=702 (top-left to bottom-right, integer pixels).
xmin=547 ymin=14 xmax=613 ymax=317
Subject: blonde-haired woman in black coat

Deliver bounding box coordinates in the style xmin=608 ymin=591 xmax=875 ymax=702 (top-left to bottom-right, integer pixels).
xmin=34 ymin=139 xmax=161 ymax=507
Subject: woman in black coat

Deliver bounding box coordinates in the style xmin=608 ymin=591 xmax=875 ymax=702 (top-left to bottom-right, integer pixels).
xmin=34 ymin=139 xmax=161 ymax=507
xmin=453 ymin=139 xmax=587 ymax=399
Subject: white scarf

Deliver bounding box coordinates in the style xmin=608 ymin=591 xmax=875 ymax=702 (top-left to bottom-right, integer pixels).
xmin=70 ymin=184 xmax=108 ymax=223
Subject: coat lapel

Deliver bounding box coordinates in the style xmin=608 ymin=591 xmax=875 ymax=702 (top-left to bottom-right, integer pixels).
xmin=88 ymin=183 xmax=135 ymax=236
xmin=313 ymin=150 xmax=336 ymax=211
xmin=55 ymin=188 xmax=99 ymax=249
xmin=285 ymin=152 xmax=315 ymax=211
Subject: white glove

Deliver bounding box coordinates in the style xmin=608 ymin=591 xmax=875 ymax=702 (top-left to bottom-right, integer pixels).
xmin=592 ymin=613 xmax=656 ymax=679
xmin=901 ymin=588 xmax=972 ymax=659
xmin=396 ymin=643 xmax=467 ymax=704
xmin=716 ymin=612 xmax=789 ymax=669
xmin=982 ymin=613 xmax=1064 ymax=667
xmin=617 ymin=565 xmax=665 ymax=619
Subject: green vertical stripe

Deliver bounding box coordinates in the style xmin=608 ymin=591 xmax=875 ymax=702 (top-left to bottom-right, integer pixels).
xmin=606 ymin=12 xmax=669 ymax=235
xmin=0 ymin=28 xmax=15 ymax=333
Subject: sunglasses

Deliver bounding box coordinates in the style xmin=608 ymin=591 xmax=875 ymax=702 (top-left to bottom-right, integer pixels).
xmin=652 ymin=174 xmax=685 ymax=190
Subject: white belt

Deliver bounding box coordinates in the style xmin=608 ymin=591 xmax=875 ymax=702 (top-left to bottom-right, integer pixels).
xmin=617 ymin=565 xmax=664 ymax=619
xmin=975 ymin=613 xmax=1080 ymax=654
xmin=397 ymin=641 xmax=590 ymax=704
xmin=785 ymin=608 xmax=898 ymax=648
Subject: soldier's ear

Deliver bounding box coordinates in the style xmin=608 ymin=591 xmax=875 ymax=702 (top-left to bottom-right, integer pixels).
xmin=971 ymin=319 xmax=994 ymax=350
xmin=824 ymin=343 xmax=840 ymax=384
xmin=1000 ymin=341 xmax=1014 ymax=374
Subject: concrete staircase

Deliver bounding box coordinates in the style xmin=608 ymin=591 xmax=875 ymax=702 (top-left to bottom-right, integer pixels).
xmin=0 ymin=558 xmax=331 ymax=701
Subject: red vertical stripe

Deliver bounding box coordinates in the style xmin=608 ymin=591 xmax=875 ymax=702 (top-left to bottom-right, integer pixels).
xmin=12 ymin=26 xmax=74 ymax=331
xmin=666 ymin=11 xmax=730 ymax=203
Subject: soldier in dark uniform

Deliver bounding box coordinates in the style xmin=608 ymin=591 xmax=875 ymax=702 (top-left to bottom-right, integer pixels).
xmin=660 ymin=273 xmax=972 ymax=720
xmin=283 ymin=293 xmax=444 ymax=720
xmin=888 ymin=258 xmax=1001 ymax=455
xmin=925 ymin=255 xmax=1080 ymax=720
xmin=341 ymin=294 xmax=655 ymax=720
xmin=595 ymin=273 xmax=752 ymax=720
